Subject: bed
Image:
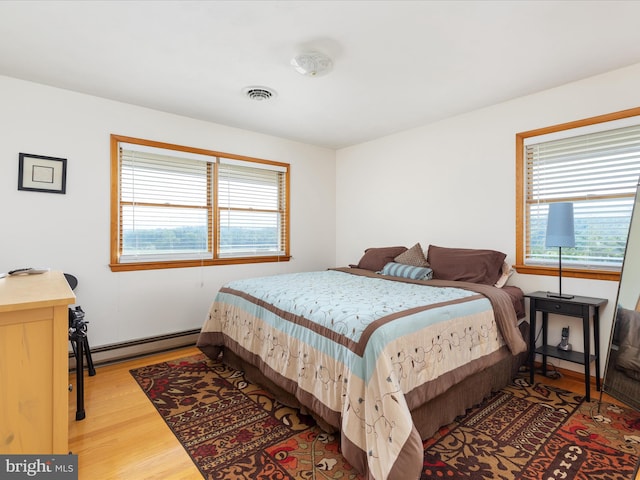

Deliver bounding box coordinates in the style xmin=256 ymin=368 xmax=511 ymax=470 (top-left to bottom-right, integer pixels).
xmin=197 ymin=244 xmax=528 ymax=480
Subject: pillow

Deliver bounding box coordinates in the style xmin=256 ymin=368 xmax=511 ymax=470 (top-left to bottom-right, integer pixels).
xmin=394 ymin=242 xmax=429 ymax=267
xmin=494 ymin=261 xmax=514 ymax=288
xmin=427 ymin=245 xmax=506 ymax=285
xmin=379 ymin=262 xmax=433 ymax=280
xmin=352 ymin=246 xmax=408 ymax=271
xmin=615 ymin=307 xmax=640 ymax=380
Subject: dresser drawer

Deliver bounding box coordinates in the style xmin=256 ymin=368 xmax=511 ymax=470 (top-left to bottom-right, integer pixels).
xmin=533 ymin=298 xmax=584 ymax=316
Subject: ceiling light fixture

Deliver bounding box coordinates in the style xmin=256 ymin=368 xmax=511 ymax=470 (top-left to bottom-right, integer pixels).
xmin=291 ymin=51 xmax=333 ymax=77
xmin=243 ymin=86 xmax=276 ymax=101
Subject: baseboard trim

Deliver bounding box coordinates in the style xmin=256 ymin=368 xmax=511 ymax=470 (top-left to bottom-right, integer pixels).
xmin=69 ymin=328 xmax=200 ymax=370
xmin=532 ymin=360 xmax=601 ymax=387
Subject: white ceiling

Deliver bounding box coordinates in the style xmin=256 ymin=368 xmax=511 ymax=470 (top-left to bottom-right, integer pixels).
xmin=2 ymin=1 xmax=640 ymax=150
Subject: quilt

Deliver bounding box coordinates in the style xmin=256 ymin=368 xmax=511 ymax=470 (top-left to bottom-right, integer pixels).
xmin=197 ymin=268 xmax=527 ymax=480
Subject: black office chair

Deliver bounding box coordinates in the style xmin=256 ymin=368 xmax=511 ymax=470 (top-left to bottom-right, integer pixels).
xmin=65 ymin=273 xmax=96 ymax=421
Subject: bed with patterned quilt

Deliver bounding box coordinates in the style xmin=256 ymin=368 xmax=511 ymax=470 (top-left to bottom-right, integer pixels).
xmin=196 ymin=244 xmax=528 ymax=480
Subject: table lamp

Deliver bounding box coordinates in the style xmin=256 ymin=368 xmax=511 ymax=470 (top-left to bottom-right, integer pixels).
xmin=546 ymin=202 xmax=575 ymax=299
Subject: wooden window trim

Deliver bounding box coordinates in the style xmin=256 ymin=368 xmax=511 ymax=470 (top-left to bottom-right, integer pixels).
xmin=515 ymin=106 xmax=640 ymax=282
xmin=110 ymin=134 xmax=290 ymax=271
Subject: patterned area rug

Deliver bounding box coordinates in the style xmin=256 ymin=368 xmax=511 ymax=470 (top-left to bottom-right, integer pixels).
xmin=130 ymin=353 xmax=640 ymax=480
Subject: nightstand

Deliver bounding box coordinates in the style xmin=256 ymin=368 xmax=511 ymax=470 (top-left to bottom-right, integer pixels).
xmin=525 ymin=291 xmax=607 ymax=402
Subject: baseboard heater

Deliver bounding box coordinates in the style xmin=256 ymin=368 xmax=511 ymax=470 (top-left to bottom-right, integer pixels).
xmin=68 ymin=328 xmax=200 ymax=370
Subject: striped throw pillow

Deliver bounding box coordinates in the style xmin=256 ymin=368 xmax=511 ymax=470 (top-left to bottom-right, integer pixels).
xmin=379 ymin=262 xmax=433 ymax=280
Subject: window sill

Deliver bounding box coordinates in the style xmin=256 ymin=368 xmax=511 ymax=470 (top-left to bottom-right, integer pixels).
xmin=109 ymin=255 xmax=291 ymax=272
xmin=513 ymin=264 xmax=620 ymax=282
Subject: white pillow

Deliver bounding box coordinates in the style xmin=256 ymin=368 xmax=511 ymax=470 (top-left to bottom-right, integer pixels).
xmin=494 ymin=261 xmax=513 ymax=288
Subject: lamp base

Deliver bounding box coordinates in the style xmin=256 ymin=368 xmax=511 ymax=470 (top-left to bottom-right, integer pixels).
xmin=546 ymin=292 xmax=575 ymax=299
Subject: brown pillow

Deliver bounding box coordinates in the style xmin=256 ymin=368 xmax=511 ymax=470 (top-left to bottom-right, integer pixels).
xmin=394 ymin=242 xmax=429 ymax=267
xmin=353 ymin=246 xmax=408 ymax=271
xmin=427 ymin=245 xmax=506 ymax=285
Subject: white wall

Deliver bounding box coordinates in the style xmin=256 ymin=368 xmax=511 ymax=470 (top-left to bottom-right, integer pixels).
xmin=335 ymin=62 xmax=640 ymax=376
xmin=0 ymin=75 xmax=336 ymax=348
xmin=4 ymin=60 xmax=640 ymax=377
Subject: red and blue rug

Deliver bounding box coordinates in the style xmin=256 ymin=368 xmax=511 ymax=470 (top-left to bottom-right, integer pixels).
xmin=131 ymin=353 xmax=640 ymax=479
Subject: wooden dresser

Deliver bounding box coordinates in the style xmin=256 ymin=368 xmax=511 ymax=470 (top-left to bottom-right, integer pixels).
xmin=0 ymin=271 xmax=75 ymax=454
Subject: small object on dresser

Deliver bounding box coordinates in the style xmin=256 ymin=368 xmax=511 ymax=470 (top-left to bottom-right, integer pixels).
xmin=7 ymin=267 xmax=50 ymax=275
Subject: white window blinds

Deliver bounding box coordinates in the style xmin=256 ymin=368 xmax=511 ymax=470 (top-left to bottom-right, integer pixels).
xmin=525 ymin=123 xmax=640 ymax=270
xmin=119 ymin=145 xmax=213 ymax=262
xmin=113 ymin=137 xmax=289 ymax=267
xmin=217 ymin=158 xmax=287 ymax=257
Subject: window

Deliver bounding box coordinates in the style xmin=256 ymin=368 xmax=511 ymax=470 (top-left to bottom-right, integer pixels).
xmin=110 ymin=135 xmax=290 ymax=271
xmin=516 ymin=107 xmax=640 ymax=281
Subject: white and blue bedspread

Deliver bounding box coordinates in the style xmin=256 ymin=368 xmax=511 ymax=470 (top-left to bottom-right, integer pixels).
xmin=197 ymin=268 xmax=526 ymax=480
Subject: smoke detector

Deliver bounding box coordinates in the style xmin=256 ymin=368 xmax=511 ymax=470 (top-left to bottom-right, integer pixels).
xmin=243 ymin=86 xmax=276 ymax=101
xmin=291 ymin=51 xmax=333 ymax=77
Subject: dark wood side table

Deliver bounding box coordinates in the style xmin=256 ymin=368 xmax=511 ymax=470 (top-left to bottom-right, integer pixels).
xmin=525 ymin=291 xmax=608 ymax=402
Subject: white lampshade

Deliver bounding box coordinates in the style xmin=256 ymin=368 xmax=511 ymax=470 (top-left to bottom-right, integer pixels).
xmin=546 ymin=202 xmax=575 ymax=248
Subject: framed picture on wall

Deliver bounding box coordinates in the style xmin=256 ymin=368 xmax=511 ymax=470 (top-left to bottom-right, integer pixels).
xmin=18 ymin=153 xmax=67 ymax=194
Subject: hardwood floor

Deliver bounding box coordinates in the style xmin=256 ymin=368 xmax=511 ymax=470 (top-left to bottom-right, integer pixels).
xmin=68 ymin=346 xmax=202 ymax=480
xmin=68 ymin=346 xmax=640 ymax=480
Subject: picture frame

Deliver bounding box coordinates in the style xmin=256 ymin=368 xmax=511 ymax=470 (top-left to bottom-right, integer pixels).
xmin=18 ymin=153 xmax=67 ymax=194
